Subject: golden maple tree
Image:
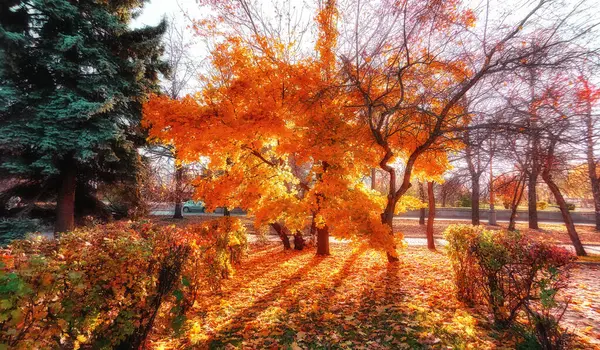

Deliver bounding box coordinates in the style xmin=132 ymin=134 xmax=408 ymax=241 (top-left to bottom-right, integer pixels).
xmin=143 ymin=1 xmax=397 ymax=256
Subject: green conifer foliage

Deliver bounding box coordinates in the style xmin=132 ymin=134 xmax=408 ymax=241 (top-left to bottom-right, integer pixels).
xmin=0 ymin=0 xmax=168 ymax=234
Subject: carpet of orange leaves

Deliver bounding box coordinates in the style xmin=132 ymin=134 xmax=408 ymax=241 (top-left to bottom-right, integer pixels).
xmin=395 ymin=219 xmax=600 ymax=245
xmin=149 ymin=239 xmax=599 ymax=349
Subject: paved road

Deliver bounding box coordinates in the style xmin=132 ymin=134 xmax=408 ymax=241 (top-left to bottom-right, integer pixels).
xmin=398 ymin=216 xmax=598 ymax=227
xmin=401 ymin=237 xmax=600 ymax=254
xmin=151 ymin=212 xmax=599 ymax=253
xmin=247 ymin=235 xmax=599 ymax=254
xmin=151 ymin=210 xmax=597 ymax=227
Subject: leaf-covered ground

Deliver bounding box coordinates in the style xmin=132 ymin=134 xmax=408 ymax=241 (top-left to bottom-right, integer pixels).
xmin=563 ymin=263 xmax=600 ymax=346
xmin=394 ymin=219 xmax=600 ymax=245
xmin=150 ymin=240 xmax=599 ymax=349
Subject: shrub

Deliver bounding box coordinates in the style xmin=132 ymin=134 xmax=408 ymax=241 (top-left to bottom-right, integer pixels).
xmin=444 ymin=225 xmax=574 ymax=349
xmin=565 ymin=203 xmax=575 ymax=211
xmin=0 ymin=217 xmax=246 ymax=349
xmin=443 ymin=224 xmax=481 ymax=303
xmin=458 ymin=195 xmax=472 ymax=208
xmin=537 ymin=201 xmax=548 ymax=210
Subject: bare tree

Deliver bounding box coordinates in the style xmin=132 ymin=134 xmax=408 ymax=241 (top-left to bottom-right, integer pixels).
xmin=437 ymin=174 xmax=467 ymax=207
xmin=463 ymin=126 xmax=492 ymax=225
xmin=147 ymin=16 xmax=203 ymax=219
xmin=573 ymin=68 xmax=600 ymax=231
xmin=338 ymin=0 xmax=597 ymax=261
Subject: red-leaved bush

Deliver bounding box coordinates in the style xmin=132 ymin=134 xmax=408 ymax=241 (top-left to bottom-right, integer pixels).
xmin=444 ymin=225 xmax=575 ymax=349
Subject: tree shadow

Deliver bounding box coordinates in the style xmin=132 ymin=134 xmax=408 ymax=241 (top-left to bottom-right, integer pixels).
xmin=200 ymin=253 xmax=328 ymax=346
xmin=186 ymin=245 xmax=488 ymax=349
xmin=190 ymin=246 xmax=308 ymax=316
xmin=204 ymin=245 xmax=368 ymax=348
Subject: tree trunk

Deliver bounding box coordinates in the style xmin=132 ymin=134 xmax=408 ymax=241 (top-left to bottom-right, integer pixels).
xmin=508 ymin=176 xmax=526 ymax=231
xmin=527 ymin=169 xmax=539 ymax=229
xmin=419 ymin=181 xmax=426 ymax=225
xmin=223 ymin=207 xmax=230 ymax=216
xmin=464 ymin=131 xmax=481 ymax=226
xmin=426 ymin=181 xmax=436 ymax=251
xmin=488 ymin=144 xmax=497 ymax=226
xmin=293 ymin=232 xmax=305 ymax=250
xmin=173 ymin=165 xmax=184 ymax=219
xmin=371 ymin=168 xmax=377 ymax=190
xmin=528 ymin=70 xmax=540 ymax=230
xmin=587 ymin=161 xmax=600 ymax=232
xmin=471 ymin=175 xmax=480 ymax=225
xmin=315 ymin=161 xmax=331 ymax=256
xmin=381 ymin=204 xmax=399 ymax=262
xmin=270 ymin=223 xmax=291 ymax=250
xmin=55 ymin=156 xmax=76 ymax=236
xmin=541 ymin=171 xmax=586 ymax=256
xmin=585 ymin=111 xmax=600 ymax=231
xmin=316 ymin=225 xmax=329 ymax=255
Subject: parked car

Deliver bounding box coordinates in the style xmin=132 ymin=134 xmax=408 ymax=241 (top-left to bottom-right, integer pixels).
xmin=182 ymin=200 xmax=205 ymax=213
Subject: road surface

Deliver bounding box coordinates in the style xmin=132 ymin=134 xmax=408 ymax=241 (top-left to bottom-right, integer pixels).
xmin=150 ymin=210 xmax=598 ymax=226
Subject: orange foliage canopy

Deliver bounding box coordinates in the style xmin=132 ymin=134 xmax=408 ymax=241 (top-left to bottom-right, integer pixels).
xmin=143 ymin=0 xmax=480 ymax=256
xmin=494 ymin=174 xmax=525 ymax=209
xmin=143 ymin=2 xmax=398 ymax=254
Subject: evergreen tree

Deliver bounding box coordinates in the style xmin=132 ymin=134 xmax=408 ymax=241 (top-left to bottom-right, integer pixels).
xmin=0 ymin=0 xmax=168 ymax=234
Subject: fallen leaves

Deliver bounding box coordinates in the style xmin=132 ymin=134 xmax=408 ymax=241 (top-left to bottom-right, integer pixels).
xmin=561 ymin=263 xmax=600 ymax=347
xmin=145 ymin=237 xmax=598 ymax=349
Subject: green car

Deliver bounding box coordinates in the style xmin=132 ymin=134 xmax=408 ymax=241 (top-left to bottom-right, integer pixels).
xmin=182 ymin=200 xmax=205 ymax=213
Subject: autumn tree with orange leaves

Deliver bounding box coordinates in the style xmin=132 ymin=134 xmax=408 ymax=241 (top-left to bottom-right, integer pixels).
xmin=144 ymin=0 xmax=598 ymax=261
xmin=143 ymin=1 xmax=397 ymax=257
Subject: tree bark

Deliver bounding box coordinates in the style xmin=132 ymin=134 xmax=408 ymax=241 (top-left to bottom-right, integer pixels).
xmin=426 ymin=181 xmax=436 ymax=251
xmin=527 ymin=168 xmax=539 ymax=229
xmin=55 ymin=155 xmax=76 ymax=236
xmin=223 ymin=207 xmax=230 ymax=216
xmin=173 ymin=165 xmax=184 ymax=219
xmin=270 ymin=223 xmax=291 ymax=250
xmin=381 ymin=202 xmax=399 ymax=262
xmin=315 ymin=161 xmax=331 ymax=256
xmin=316 ymin=225 xmax=329 ymax=255
xmin=293 ymin=232 xmax=305 ymax=250
xmin=418 ymin=181 xmax=426 ymax=225
xmin=488 ymin=141 xmax=497 ymax=226
xmin=464 ymin=132 xmax=481 ymax=226
xmin=528 ymin=69 xmax=540 ymax=230
xmin=471 ymin=175 xmax=480 ymax=225
xmin=378 ymin=146 xmax=401 ymax=263
xmin=508 ymin=175 xmax=526 ymax=231
xmin=541 ymin=171 xmax=586 ymax=256
xmin=371 ymin=168 xmax=377 ymax=190
xmin=584 ymin=110 xmax=600 ymax=231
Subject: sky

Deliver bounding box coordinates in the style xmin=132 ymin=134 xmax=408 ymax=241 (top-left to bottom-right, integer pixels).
xmin=132 ymin=0 xmax=202 ymax=29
